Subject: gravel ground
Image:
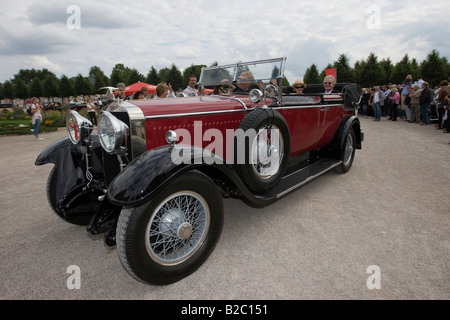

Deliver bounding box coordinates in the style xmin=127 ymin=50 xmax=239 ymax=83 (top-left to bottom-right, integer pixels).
xmin=0 ymin=117 xmax=448 ymax=300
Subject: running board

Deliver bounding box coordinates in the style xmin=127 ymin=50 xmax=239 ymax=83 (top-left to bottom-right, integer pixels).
xmin=234 ymin=158 xmax=342 ymax=208
xmin=271 ymin=158 xmax=342 ymax=198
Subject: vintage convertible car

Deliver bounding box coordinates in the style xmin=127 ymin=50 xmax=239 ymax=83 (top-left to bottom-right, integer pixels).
xmin=35 ymin=57 xmax=363 ymax=285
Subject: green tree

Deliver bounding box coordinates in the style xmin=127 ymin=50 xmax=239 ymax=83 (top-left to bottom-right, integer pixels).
xmin=158 ymin=67 xmax=171 ymax=84
xmin=0 ymin=83 xmax=4 ymax=100
xmin=2 ymin=81 xmax=14 ymax=99
xmin=110 ymin=63 xmax=131 ymax=85
xmin=334 ymin=54 xmax=354 ymax=83
xmin=420 ymin=50 xmax=448 ymax=87
xmin=182 ymin=64 xmax=206 ymax=87
xmin=42 ymin=75 xmax=60 ymax=97
xmin=73 ymin=74 xmax=93 ymax=96
xmin=59 ymin=75 xmax=75 ymax=97
xmin=13 ymin=68 xmax=57 ymax=84
xmin=165 ymin=64 xmax=183 ymax=91
xmin=89 ymin=66 xmax=110 ymax=91
xmin=391 ymin=54 xmax=413 ymax=84
xmin=126 ymin=68 xmax=144 ymax=85
xmin=146 ymin=66 xmax=160 ymax=85
xmin=359 ymin=53 xmax=384 ymax=87
xmin=303 ymin=64 xmax=320 ymax=84
xmin=29 ymin=77 xmax=43 ymax=98
xmin=14 ymin=78 xmax=29 ymax=99
xmin=379 ymin=58 xmax=394 ymax=84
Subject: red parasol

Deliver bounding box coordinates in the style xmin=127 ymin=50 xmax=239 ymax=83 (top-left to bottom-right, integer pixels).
xmin=124 ymin=81 xmax=156 ymax=96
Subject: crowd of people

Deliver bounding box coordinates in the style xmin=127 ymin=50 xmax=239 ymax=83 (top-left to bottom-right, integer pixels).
xmin=10 ymin=73 xmax=450 ymax=145
xmin=359 ymin=77 xmax=450 ymax=138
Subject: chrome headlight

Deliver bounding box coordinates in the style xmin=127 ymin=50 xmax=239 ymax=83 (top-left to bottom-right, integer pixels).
xmin=97 ymin=111 xmax=129 ymax=154
xmin=249 ymin=88 xmax=263 ymax=103
xmin=66 ymin=110 xmax=93 ymax=144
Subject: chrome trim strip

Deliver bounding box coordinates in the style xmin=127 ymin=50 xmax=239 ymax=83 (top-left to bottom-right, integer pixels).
xmin=210 ymin=94 xmax=247 ymax=111
xmin=275 ymin=104 xmax=343 ymax=110
xmin=143 ymin=102 xmax=342 ymax=119
xmin=144 ymin=108 xmax=250 ymax=119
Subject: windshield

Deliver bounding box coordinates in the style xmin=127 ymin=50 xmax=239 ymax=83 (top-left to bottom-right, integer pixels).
xmin=199 ymin=57 xmax=286 ymax=93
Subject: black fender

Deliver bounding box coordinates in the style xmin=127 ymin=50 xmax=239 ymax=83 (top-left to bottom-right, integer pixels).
xmin=107 ymin=145 xmax=222 ymax=207
xmin=332 ymin=115 xmax=363 ymax=151
xmin=107 ymin=145 xmax=279 ymax=208
xmin=35 ymin=136 xmax=105 ymax=211
xmin=35 ymin=137 xmax=89 ymax=206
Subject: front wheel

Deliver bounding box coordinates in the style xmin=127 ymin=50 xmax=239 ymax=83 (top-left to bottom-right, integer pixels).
xmin=116 ymin=170 xmax=224 ymax=285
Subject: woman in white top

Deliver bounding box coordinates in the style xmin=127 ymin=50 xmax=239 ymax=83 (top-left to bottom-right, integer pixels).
xmin=30 ymin=97 xmax=44 ymax=141
xmin=86 ymin=98 xmax=97 ymax=126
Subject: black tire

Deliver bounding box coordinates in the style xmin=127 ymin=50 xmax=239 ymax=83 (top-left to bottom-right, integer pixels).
xmin=46 ymin=166 xmax=93 ymax=226
xmin=116 ymin=170 xmax=224 ymax=285
xmin=234 ymin=108 xmax=290 ymax=193
xmin=335 ymin=127 xmax=356 ymax=173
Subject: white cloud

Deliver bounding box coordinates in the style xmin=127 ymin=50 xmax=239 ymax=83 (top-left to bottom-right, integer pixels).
xmin=0 ymin=0 xmax=448 ymax=84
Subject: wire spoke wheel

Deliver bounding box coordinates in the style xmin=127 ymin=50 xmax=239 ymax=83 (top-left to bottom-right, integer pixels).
xmin=146 ymin=191 xmax=210 ymax=266
xmin=116 ymin=170 xmax=223 ymax=285
xmin=250 ymin=125 xmax=283 ymax=179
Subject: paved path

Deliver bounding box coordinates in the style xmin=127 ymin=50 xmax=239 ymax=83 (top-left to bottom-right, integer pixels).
xmin=0 ymin=118 xmax=448 ymax=300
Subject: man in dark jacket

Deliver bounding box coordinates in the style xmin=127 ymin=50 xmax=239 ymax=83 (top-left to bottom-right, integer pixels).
xmin=436 ymin=80 xmax=448 ymax=129
xmin=419 ymin=82 xmax=431 ymax=125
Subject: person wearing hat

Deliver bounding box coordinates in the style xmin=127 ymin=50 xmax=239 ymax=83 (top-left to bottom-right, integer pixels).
xmin=291 ymin=80 xmax=307 ymax=94
xmin=235 ymin=71 xmax=259 ymax=93
xmin=400 ymin=75 xmax=413 ymax=120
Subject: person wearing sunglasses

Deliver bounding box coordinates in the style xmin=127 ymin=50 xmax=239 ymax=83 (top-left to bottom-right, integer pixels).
xmin=291 ymin=79 xmax=307 ymax=94
xmin=323 ymin=75 xmax=337 ymax=94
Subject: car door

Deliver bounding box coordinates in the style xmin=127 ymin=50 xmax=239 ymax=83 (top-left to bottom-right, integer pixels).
xmin=278 ymin=95 xmax=321 ymax=155
xmin=315 ymin=95 xmax=344 ymax=148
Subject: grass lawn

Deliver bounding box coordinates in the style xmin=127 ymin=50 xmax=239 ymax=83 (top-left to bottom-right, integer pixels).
xmin=0 ymin=118 xmax=60 ymax=135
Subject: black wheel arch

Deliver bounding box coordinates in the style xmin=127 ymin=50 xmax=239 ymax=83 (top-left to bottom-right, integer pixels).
xmin=107 ymin=144 xmax=280 ymax=209
xmin=332 ymin=115 xmax=363 ymax=151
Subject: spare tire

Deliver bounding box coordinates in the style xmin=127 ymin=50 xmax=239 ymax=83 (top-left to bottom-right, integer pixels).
xmin=233 ymin=108 xmax=290 ymax=193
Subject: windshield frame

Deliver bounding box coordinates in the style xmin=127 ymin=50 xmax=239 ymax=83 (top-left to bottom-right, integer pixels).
xmin=198 ymin=57 xmax=287 ymax=98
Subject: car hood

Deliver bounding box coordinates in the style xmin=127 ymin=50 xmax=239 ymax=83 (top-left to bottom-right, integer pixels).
xmin=126 ymin=95 xmax=271 ymax=118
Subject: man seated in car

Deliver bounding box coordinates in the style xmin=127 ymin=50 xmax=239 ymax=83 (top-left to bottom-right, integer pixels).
xmin=235 ymin=71 xmax=259 ymax=93
xmin=323 ymin=75 xmax=338 ymax=94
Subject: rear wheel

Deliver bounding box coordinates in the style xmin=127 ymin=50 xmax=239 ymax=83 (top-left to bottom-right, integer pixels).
xmin=116 ymin=170 xmax=224 ymax=285
xmin=335 ymin=128 xmax=356 ymax=173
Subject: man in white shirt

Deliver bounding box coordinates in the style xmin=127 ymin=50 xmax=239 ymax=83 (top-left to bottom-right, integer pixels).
xmin=183 ymin=75 xmax=198 ymax=96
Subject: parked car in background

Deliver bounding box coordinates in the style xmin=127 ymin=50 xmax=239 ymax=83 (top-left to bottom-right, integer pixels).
xmin=35 ymin=57 xmax=363 ymax=285
xmin=43 ymin=102 xmax=62 ymax=111
xmin=0 ymin=103 xmax=14 ymax=114
xmin=68 ymin=102 xmax=87 ymax=111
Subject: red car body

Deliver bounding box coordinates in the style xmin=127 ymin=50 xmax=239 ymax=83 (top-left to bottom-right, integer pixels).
xmin=36 ymin=58 xmax=363 ymax=285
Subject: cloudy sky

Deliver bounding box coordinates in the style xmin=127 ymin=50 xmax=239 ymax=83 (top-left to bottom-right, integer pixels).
xmin=1 ymin=0 xmax=449 ymax=85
